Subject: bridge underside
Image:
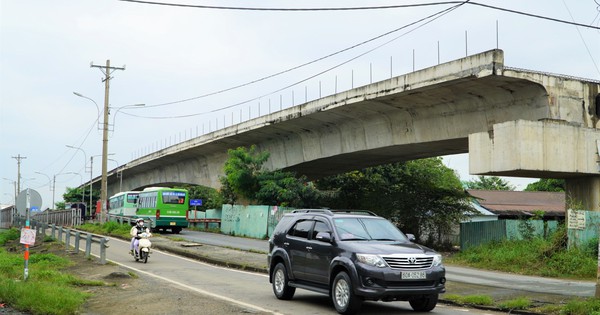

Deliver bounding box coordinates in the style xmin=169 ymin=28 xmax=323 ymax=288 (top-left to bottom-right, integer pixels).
xmin=102 ymin=49 xmax=600 ymax=211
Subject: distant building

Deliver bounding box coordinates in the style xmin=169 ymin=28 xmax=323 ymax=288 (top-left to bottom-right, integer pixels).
xmin=467 ymin=190 xmax=565 ymax=220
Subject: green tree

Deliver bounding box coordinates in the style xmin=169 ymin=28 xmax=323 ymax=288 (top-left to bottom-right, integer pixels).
xmin=255 ymin=170 xmax=322 ymax=208
xmin=317 ymin=158 xmax=473 ymax=246
xmin=61 ymin=186 xmax=99 ymax=212
xmin=55 ymin=201 xmax=66 ymax=210
xmin=175 ymin=184 xmax=222 ymax=211
xmin=221 ymin=146 xmax=322 ymax=207
xmin=465 ymin=176 xmax=515 ymax=191
xmin=222 ymin=145 xmax=269 ymax=200
xmin=524 ymin=178 xmax=565 ymax=192
xmin=62 ymin=186 xmax=85 ymax=204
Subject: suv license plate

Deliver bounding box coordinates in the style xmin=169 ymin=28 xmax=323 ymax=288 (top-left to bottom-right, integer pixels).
xmin=401 ymin=271 xmax=426 ymax=280
xmin=170 ymin=222 xmax=176 ymax=226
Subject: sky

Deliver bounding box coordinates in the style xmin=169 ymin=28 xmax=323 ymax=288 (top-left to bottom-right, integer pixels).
xmin=1 ymin=0 xmax=599 ymax=210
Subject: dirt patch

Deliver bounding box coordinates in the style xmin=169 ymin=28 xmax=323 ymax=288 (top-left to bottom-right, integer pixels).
xmin=2 ymin=239 xmax=270 ymax=315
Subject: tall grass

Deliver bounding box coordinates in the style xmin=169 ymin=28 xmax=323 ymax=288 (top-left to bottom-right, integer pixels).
xmin=447 ymin=226 xmax=596 ymax=280
xmin=0 ymin=229 xmax=104 ymax=315
xmin=78 ymin=221 xmax=132 ymax=239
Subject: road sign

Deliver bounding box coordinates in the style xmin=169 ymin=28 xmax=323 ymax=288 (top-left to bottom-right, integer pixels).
xmin=190 ymin=199 xmax=203 ymax=206
xmin=16 ymin=189 xmax=42 ymax=216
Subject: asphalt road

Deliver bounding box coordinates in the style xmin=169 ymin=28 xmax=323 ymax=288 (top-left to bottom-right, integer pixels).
xmin=84 ymin=232 xmax=507 ymax=315
xmin=180 ymin=230 xmax=596 ymax=298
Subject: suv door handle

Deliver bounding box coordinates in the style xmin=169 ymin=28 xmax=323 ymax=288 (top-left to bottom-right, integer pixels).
xmin=283 ymin=242 xmax=289 ymax=246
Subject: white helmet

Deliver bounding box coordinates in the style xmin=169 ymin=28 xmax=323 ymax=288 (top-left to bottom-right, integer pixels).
xmin=136 ymin=218 xmax=145 ymax=226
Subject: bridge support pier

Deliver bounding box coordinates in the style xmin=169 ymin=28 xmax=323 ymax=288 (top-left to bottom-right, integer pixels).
xmin=566 ymin=177 xmax=600 ymax=211
xmin=470 ymin=119 xmax=600 ymax=211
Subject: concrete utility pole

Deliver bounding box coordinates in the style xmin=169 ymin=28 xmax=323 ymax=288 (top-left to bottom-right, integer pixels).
xmin=12 ymin=154 xmax=26 ymax=194
xmin=90 ymin=60 xmax=125 ymax=223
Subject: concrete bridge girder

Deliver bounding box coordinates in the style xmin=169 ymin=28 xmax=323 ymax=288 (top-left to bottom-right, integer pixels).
xmin=102 ymin=49 xmax=600 ymax=210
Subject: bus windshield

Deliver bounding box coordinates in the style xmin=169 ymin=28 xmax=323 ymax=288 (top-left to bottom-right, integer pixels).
xmin=162 ymin=191 xmax=186 ymax=204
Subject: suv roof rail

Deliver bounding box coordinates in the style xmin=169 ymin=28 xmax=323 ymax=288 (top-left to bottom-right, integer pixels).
xmin=292 ymin=209 xmax=334 ymax=215
xmin=329 ymin=209 xmax=379 ymax=216
xmin=291 ymin=209 xmax=378 ymax=216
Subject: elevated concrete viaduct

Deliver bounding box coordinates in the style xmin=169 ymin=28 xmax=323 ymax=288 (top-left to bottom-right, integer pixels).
xmin=99 ymin=49 xmax=600 ymax=210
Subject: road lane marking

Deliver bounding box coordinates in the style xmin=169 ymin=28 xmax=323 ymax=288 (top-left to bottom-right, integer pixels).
xmin=109 ymin=236 xmax=270 ymax=278
xmin=106 ymin=256 xmax=282 ymax=315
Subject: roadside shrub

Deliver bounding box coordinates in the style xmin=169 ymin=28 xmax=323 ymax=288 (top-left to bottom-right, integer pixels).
xmin=497 ymin=297 xmax=531 ymax=310
xmin=561 ymin=298 xmax=600 ymax=315
xmin=582 ymin=237 xmax=599 ymax=258
xmin=0 ymin=228 xmax=20 ymax=245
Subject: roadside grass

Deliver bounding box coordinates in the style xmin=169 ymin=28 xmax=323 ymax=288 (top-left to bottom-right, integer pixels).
xmin=444 ymin=293 xmax=600 ymax=315
xmin=443 ymin=225 xmax=599 ymax=314
xmin=444 ymin=294 xmax=494 ymax=306
xmin=496 ymin=297 xmax=531 ymax=311
xmin=560 ymin=298 xmax=600 ymax=314
xmin=78 ymin=221 xmax=131 ymax=239
xmin=445 ymin=229 xmax=596 ymax=280
xmin=0 ymin=228 xmax=106 ymax=315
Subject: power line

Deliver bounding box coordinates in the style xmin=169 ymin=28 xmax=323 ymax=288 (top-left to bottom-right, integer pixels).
xmin=120 ymin=0 xmax=460 ymax=11
xmin=561 ymin=0 xmax=600 ymax=76
xmin=131 ymin=0 xmax=600 ymax=111
xmin=138 ymin=1 xmax=469 ymax=109
xmin=121 ymin=2 xmax=467 ymax=119
xmin=119 ymin=0 xmax=600 ymax=30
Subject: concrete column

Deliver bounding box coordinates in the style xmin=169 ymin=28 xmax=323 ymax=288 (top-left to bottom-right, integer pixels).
xmin=566 ymin=177 xmax=600 ymax=211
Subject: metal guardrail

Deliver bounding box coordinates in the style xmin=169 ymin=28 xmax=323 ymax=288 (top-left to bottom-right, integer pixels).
xmin=13 ymin=218 xmax=111 ymax=264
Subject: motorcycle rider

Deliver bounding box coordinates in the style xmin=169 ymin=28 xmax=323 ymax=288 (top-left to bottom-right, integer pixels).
xmin=130 ymin=218 xmax=151 ymax=256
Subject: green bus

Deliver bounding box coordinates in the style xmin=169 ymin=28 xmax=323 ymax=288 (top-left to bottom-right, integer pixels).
xmin=136 ymin=187 xmax=188 ymax=233
xmin=108 ymin=191 xmax=140 ymax=217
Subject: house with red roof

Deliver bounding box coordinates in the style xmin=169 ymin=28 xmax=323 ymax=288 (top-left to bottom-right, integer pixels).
xmin=467 ymin=189 xmax=566 ymax=220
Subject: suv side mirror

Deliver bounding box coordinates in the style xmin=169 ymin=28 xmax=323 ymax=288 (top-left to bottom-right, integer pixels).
xmin=406 ymin=234 xmax=416 ymax=242
xmin=315 ymin=232 xmax=332 ymax=243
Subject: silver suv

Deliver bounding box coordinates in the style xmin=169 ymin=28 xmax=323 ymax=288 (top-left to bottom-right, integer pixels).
xmin=268 ymin=209 xmax=446 ymax=314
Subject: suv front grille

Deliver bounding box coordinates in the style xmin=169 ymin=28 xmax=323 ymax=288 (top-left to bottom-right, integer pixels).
xmin=382 ymin=255 xmax=433 ymax=270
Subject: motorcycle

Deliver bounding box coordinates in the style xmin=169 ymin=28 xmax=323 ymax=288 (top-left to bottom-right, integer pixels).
xmin=132 ymin=232 xmax=152 ymax=263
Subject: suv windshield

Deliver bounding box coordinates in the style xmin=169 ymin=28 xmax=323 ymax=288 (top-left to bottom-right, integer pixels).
xmin=333 ymin=217 xmax=408 ymax=241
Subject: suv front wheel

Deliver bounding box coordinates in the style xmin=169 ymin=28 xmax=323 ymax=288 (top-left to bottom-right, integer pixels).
xmin=331 ymin=271 xmax=362 ymax=315
xmin=272 ymin=262 xmax=296 ymax=300
xmin=409 ymin=294 xmax=438 ymax=312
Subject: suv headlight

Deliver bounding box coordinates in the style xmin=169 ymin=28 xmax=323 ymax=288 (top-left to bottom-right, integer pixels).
xmin=432 ymin=254 xmax=443 ymax=267
xmin=356 ymin=254 xmax=387 ymax=268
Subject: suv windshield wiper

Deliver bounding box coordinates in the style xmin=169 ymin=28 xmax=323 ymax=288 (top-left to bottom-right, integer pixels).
xmin=372 ymin=238 xmax=397 ymax=241
xmin=342 ymin=237 xmax=369 ymax=241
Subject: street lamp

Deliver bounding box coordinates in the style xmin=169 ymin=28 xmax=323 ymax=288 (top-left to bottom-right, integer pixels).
xmin=74 ymin=91 xmax=108 ymax=221
xmin=66 ymin=145 xmax=87 ymax=203
xmin=52 ymin=173 xmax=78 ymax=209
xmin=110 ymin=103 xmax=145 ymax=133
xmin=73 ymin=91 xmax=100 ymax=122
xmin=75 ymin=91 xmax=143 ymax=223
xmin=108 ymin=159 xmax=122 ymax=192
xmin=89 ymin=153 xmax=115 ymax=217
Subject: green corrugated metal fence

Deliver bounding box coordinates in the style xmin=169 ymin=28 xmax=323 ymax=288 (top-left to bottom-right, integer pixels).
xmin=567 ymin=210 xmax=600 ymax=248
xmin=460 ymin=220 xmax=506 ymax=250
xmin=460 ymin=220 xmax=560 ymax=250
